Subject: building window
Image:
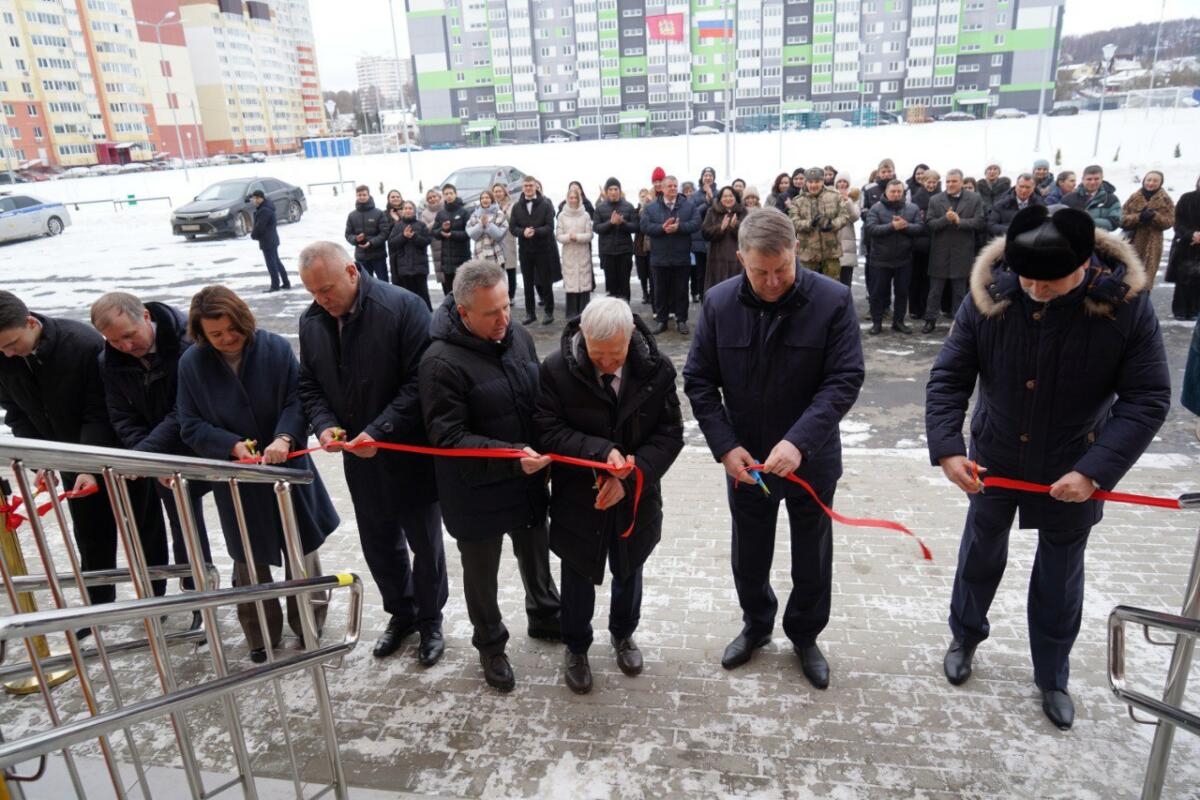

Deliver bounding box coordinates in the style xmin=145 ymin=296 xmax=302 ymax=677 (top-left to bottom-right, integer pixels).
xmin=32 ymin=127 xmax=43 ymax=140
xmin=161 ymin=60 xmax=172 ymax=78
xmin=27 ymin=105 xmax=37 ymax=117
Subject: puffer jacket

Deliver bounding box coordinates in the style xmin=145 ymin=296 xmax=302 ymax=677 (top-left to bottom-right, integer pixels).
xmin=386 ymin=215 xmax=432 ymax=279
xmin=467 ymin=203 xmax=509 ymax=267
xmin=555 ymin=204 xmax=595 ymax=293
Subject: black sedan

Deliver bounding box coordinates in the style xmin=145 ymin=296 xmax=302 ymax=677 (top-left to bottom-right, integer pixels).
xmin=170 ymin=177 xmax=306 ymax=239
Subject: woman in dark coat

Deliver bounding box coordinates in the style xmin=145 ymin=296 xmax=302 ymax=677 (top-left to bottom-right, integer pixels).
xmin=1167 ymin=176 xmax=1200 ymax=320
xmin=701 ymin=186 xmax=747 ymax=291
xmin=177 ymin=285 xmax=339 ymax=661
xmin=906 ymin=164 xmax=930 ymax=202
xmin=633 ymin=188 xmax=654 ymax=308
xmin=767 ymin=173 xmax=792 ymax=213
xmin=387 ymin=200 xmax=433 ymax=309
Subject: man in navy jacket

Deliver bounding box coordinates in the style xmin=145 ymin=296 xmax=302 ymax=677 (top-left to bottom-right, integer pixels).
xmin=297 ymin=241 xmax=448 ymax=666
xmin=250 ymin=190 xmax=290 ymax=292
xmin=640 ymin=176 xmax=699 ymax=335
xmin=926 ymin=206 xmax=1170 ymax=730
xmin=684 ymin=208 xmax=864 ymax=687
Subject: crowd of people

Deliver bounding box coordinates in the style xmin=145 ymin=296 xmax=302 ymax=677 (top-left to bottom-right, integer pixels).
xmin=248 ymin=160 xmax=1200 ymax=331
xmin=3 ymin=152 xmax=1200 ymax=734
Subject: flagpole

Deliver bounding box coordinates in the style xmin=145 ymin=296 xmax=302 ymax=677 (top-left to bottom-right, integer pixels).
xmin=723 ymin=0 xmax=731 ymax=179
xmin=685 ymin=20 xmax=691 ymax=175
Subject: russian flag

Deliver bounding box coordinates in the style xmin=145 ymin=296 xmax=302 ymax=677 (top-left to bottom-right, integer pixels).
xmin=697 ymin=19 xmax=734 ymax=39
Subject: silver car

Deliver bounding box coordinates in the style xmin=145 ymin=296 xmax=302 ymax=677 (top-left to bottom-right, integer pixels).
xmin=0 ymin=193 xmax=71 ymax=243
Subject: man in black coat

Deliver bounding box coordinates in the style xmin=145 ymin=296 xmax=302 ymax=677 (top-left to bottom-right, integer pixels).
xmin=419 ymin=259 xmax=561 ymax=692
xmin=250 ymin=190 xmax=290 ymax=292
xmin=593 ymin=178 xmax=639 ymax=301
xmin=433 ymin=184 xmax=472 ymax=299
xmin=92 ymin=293 xmax=214 ymax=613
xmin=0 ymin=292 xmax=167 ymax=611
xmin=639 ymin=175 xmax=699 ymax=335
xmin=923 ymin=170 xmax=986 ymax=334
xmin=986 ymin=173 xmax=1045 ymax=238
xmin=345 ymin=185 xmax=391 ymax=284
xmin=926 ymin=206 xmax=1170 ymax=730
xmin=508 ymin=175 xmax=559 ymax=326
xmin=863 ymin=179 xmax=925 ymax=335
xmin=534 ymin=298 xmax=683 ymax=693
xmin=683 ymin=208 xmax=864 ymax=687
xmin=296 ymin=241 xmax=448 ymax=665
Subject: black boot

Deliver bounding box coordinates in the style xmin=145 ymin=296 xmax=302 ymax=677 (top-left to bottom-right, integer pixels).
xmin=922 ymin=320 xmax=937 ymax=334
xmin=892 ymin=321 xmax=913 ymax=334
xmin=795 ymin=643 xmax=830 ymax=689
xmin=522 ymin=314 xmax=537 ymax=325
xmin=1041 ymin=689 xmax=1075 ymax=730
xmin=372 ymin=616 xmax=417 ymax=658
xmin=652 ymin=321 xmax=669 ymax=335
xmin=868 ymin=321 xmax=883 ymax=336
xmin=721 ymin=631 xmax=771 ymax=670
xmin=481 ymin=651 xmax=515 ymax=692
xmin=564 ymin=650 xmax=593 ymax=694
xmin=943 ymin=639 xmax=977 ymax=686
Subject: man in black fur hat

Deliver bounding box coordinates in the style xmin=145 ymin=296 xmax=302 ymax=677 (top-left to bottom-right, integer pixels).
xmin=925 ymin=205 xmax=1170 ymax=730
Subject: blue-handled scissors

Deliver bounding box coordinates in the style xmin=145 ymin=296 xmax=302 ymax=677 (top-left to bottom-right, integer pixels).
xmin=748 ymin=469 xmax=771 ymax=497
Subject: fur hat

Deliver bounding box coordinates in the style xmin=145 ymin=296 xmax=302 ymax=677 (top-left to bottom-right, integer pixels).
xmin=804 ymin=167 xmax=824 ymax=182
xmin=1004 ymin=206 xmax=1095 ymax=281
xmin=651 ymin=167 xmax=666 ymax=183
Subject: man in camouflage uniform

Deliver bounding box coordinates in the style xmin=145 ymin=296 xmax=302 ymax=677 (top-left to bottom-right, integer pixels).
xmin=789 ymin=167 xmax=850 ymax=280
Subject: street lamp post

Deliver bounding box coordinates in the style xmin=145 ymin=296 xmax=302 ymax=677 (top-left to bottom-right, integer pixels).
xmin=1092 ymin=43 xmax=1116 ymax=158
xmin=1032 ymin=3 xmax=1058 ymax=151
xmin=388 ymin=0 xmax=416 ymax=180
xmin=137 ymin=12 xmax=188 ymax=182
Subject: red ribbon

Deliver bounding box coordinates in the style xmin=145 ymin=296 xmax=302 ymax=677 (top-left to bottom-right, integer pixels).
xmin=980 ymin=475 xmax=1183 ymax=510
xmin=1 ymin=485 xmax=99 ymax=531
xmin=239 ymin=441 xmax=646 ymax=539
xmin=739 ymin=464 xmax=934 ymax=561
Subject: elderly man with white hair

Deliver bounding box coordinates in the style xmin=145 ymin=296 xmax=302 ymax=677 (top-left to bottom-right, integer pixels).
xmin=534 ymin=296 xmax=683 ymax=693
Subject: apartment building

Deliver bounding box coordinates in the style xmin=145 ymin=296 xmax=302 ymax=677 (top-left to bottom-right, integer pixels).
xmin=357 ymin=54 xmax=412 ymax=116
xmin=407 ymin=0 xmax=1064 ymax=146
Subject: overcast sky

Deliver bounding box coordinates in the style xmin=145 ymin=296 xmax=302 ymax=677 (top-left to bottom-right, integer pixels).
xmin=309 ymin=0 xmax=1196 ymax=91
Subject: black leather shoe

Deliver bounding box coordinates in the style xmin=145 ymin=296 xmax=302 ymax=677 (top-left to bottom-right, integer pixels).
xmin=418 ymin=629 xmax=445 ymax=667
xmin=189 ymin=611 xmax=203 ymax=632
xmin=263 ymin=287 xmax=279 ymax=294
xmin=721 ymin=632 xmax=771 ymax=670
xmin=372 ymin=616 xmax=417 ymax=658
xmin=892 ymin=322 xmax=913 ymax=334
xmin=943 ymin=639 xmax=977 ymax=686
xmin=612 ymin=635 xmax=643 ymax=676
xmin=250 ymin=648 xmax=267 ymax=664
xmin=541 ymin=315 xmax=555 ymax=326
xmin=280 ymin=283 xmax=292 ymax=290
xmin=528 ymin=620 xmax=562 ymax=642
xmin=481 ymin=651 xmax=515 ymax=692
xmin=522 ymin=315 xmax=537 ymax=325
xmin=564 ymin=650 xmax=593 ymax=694
xmin=795 ymin=643 xmax=830 ymax=689
xmin=676 ymin=321 xmax=689 ymax=335
xmin=1042 ymin=689 xmax=1074 ymax=730
xmin=75 ymin=627 xmax=92 ymax=641
xmin=652 ymin=321 xmax=669 ymax=335
xmin=868 ymin=322 xmax=883 ymax=336
xmin=922 ymin=320 xmax=937 ymax=334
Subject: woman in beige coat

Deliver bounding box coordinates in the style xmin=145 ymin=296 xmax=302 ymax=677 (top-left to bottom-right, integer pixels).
xmin=419 ymin=189 xmax=444 ymax=287
xmin=556 ymin=186 xmax=595 ymax=319
xmin=835 ymin=174 xmax=861 ymax=288
xmin=491 ymin=182 xmax=519 ymax=300
xmin=1121 ymin=170 xmax=1175 ymax=288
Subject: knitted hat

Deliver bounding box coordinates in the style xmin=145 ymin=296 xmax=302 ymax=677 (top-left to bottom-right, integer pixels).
xmin=1004 ymin=206 xmax=1095 ymax=281
xmin=742 ymin=185 xmax=761 ymax=199
xmin=651 ymin=166 xmax=666 ymax=182
xmin=604 ymin=176 xmax=621 ymax=190
xmin=804 ymin=167 xmax=824 ymax=182
xmin=1033 ymin=158 xmax=1051 ymax=170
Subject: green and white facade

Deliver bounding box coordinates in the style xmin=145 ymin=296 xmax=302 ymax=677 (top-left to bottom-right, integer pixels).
xmin=405 ymin=0 xmax=1063 ymax=146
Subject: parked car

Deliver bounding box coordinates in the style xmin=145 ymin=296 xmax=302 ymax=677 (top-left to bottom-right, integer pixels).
xmin=0 ymin=193 xmax=71 ymax=243
xmin=0 ymin=173 xmax=31 ymax=184
xmin=820 ymin=118 xmax=854 ymax=129
xmin=250 ymin=152 xmax=267 ymax=162
xmin=435 ymin=165 xmax=525 ymax=210
xmin=63 ymin=166 xmax=92 ymax=179
xmin=1048 ymin=105 xmax=1080 ymax=116
xmin=939 ymin=111 xmax=976 ymax=122
xmin=170 ymin=177 xmax=306 ymax=240
xmin=545 ymin=134 xmax=573 ymax=144
xmin=992 ymin=108 xmax=1028 ymax=119
xmin=119 ymin=162 xmax=151 ymax=173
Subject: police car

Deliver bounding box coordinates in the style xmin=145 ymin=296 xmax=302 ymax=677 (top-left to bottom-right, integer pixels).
xmin=0 ymin=193 xmax=71 ymax=243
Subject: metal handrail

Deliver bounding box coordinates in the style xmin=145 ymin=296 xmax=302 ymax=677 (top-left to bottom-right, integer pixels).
xmin=0 ymin=437 xmax=313 ymax=483
xmin=6 ymin=563 xmax=218 ymax=594
xmin=1109 ymin=605 xmax=1200 ymax=736
xmin=0 ymin=627 xmax=207 ymax=683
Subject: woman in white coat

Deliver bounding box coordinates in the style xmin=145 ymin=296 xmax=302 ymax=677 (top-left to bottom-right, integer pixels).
xmin=556 ymin=186 xmax=595 ymax=319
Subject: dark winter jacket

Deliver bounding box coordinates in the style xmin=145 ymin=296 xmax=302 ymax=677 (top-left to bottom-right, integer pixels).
xmin=177 ymin=330 xmax=339 ymax=565
xmin=387 ymin=215 xmax=432 ymax=280
xmin=640 ymin=195 xmax=700 ymax=267
xmin=98 ymin=302 xmax=194 ymax=455
xmin=298 ymin=274 xmax=437 ymax=505
xmin=926 ymin=231 xmax=1170 ymax=530
xmin=593 ymin=198 xmax=639 ymax=257
xmin=1167 ymin=189 xmax=1200 ymax=284
xmin=926 ymin=190 xmax=986 ymax=280
xmin=976 ymin=177 xmax=1012 ymax=213
xmin=1183 ymin=317 xmax=1200 ymax=416
xmin=419 ymin=296 xmax=547 ymax=540
xmin=689 ymin=194 xmax=710 ymax=254
xmin=986 ymin=189 xmax=1047 ymax=238
xmin=534 ymin=316 xmax=683 ymax=584
xmin=862 ymin=178 xmax=890 ymax=212
xmin=0 ymin=315 xmax=118 ymax=448
xmin=701 ymin=204 xmax=748 ymax=290
xmin=1060 ymin=181 xmax=1122 ymax=232
xmin=509 ymin=193 xmax=562 ymax=285
xmin=250 ymin=198 xmax=280 ymax=251
xmin=683 ymin=272 xmax=865 ymax=495
xmin=434 ymin=198 xmax=472 ymax=278
xmin=864 ymin=199 xmax=926 ymax=270
xmin=345 ymin=197 xmax=391 ymax=263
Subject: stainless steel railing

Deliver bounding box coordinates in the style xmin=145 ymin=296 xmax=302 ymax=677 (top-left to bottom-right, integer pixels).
xmin=1107 ymin=492 xmax=1200 ymax=800
xmin=0 ymin=436 xmax=361 ymax=800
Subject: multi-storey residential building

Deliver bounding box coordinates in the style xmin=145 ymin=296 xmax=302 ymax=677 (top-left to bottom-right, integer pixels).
xmin=407 ymin=0 xmax=1064 ymax=146
xmin=132 ymin=0 xmax=205 ymax=163
xmin=357 ymin=54 xmax=412 ymax=116
xmin=0 ymin=0 xmax=159 ymax=167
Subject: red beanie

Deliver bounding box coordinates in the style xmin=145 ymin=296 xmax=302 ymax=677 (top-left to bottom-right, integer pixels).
xmin=651 ymin=166 xmax=666 ymax=182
